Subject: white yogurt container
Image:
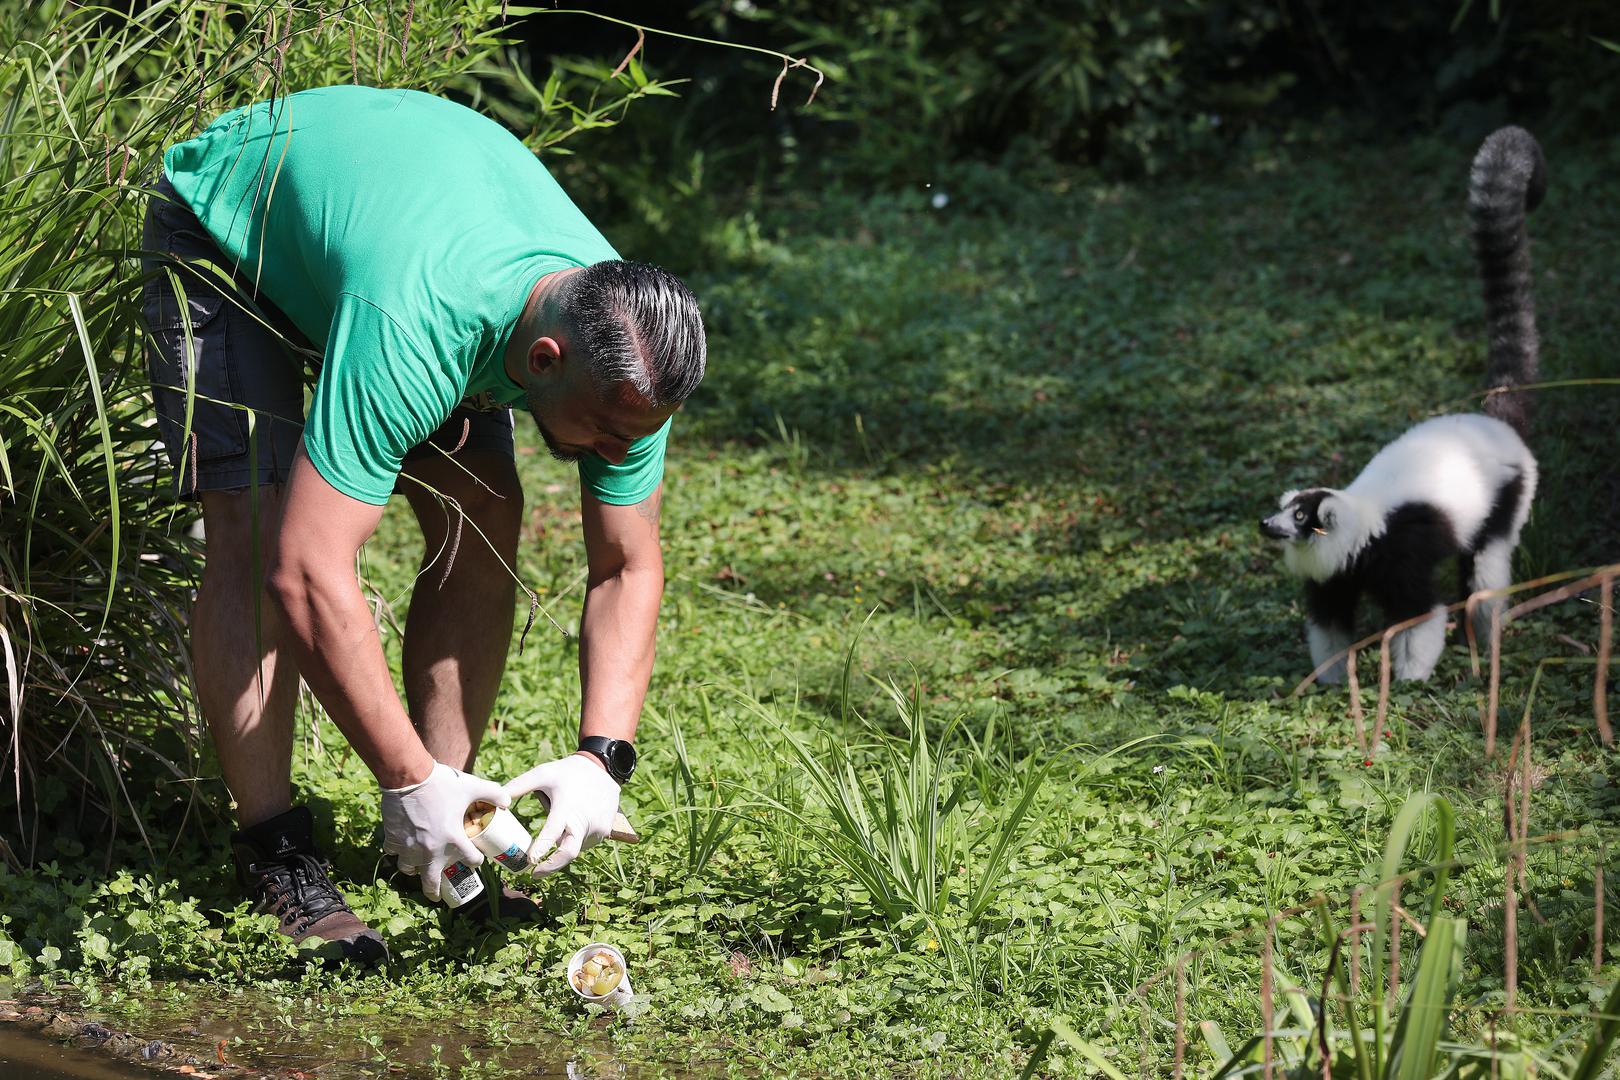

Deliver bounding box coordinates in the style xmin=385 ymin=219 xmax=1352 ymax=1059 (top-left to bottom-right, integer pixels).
xmin=465 ymin=802 xmax=533 ymax=873
xmin=567 ymin=942 xmax=633 ymax=1008
xmin=439 ymin=859 xmax=484 ymax=908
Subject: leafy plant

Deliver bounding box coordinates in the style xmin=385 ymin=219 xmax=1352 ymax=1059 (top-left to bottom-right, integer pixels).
xmin=738 ymin=635 xmax=1051 ymax=944
xmin=646 ymin=696 xmax=741 ymax=876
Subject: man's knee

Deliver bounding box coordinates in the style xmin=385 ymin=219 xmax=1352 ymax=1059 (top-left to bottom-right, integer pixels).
xmin=411 ymin=461 xmax=524 ymax=563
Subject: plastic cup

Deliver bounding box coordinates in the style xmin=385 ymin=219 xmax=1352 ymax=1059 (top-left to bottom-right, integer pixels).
xmin=567 ymin=942 xmax=633 ymax=1008
xmin=465 ymin=803 xmax=533 ymax=873
xmin=439 ymin=859 xmax=484 ymax=909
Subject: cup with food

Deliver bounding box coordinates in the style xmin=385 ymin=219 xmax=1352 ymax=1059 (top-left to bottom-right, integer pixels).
xmin=567 ymin=943 xmax=633 ymax=1007
xmin=439 ymin=858 xmax=484 ymax=908
xmin=464 ymin=800 xmax=533 ymax=872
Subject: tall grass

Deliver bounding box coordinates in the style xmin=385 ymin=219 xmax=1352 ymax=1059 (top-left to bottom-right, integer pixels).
xmin=0 ymin=0 xmax=678 ymax=866
xmin=1013 ymin=793 xmax=1620 ymax=1077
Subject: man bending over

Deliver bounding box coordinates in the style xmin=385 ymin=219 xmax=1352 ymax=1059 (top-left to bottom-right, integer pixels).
xmin=141 ymin=85 xmax=704 ymax=962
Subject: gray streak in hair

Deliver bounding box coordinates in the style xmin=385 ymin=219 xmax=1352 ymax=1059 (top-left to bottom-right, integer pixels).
xmin=561 ymin=260 xmax=706 ymax=407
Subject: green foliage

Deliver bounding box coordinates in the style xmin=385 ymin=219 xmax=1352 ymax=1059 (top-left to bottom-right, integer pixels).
xmin=1189 ymin=795 xmax=1615 ymax=1079
xmin=648 ymin=697 xmax=741 ymax=877
xmin=692 ymin=0 xmax=1270 ymax=178
xmin=569 ymin=0 xmax=1620 ymax=196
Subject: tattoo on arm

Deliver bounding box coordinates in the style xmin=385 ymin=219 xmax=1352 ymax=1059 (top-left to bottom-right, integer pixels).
xmin=634 ymin=490 xmax=662 ymax=526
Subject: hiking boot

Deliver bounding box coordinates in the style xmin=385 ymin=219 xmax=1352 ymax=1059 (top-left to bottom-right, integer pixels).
xmin=231 ymin=806 xmax=389 ymax=966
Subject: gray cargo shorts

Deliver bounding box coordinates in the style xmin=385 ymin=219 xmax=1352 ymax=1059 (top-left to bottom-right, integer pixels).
xmin=140 ymin=177 xmax=515 ymax=499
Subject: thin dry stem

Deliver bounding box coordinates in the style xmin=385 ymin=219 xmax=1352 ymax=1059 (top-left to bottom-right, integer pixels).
xmin=1467 ymin=588 xmax=1483 ymax=676
xmin=1506 ymin=569 xmax=1616 ymax=623
xmin=1349 ymin=889 xmax=1361 ymax=1001
xmin=435 ymin=500 xmax=465 ymax=592
xmin=1293 ymin=564 xmax=1620 ymax=697
xmin=1504 ymin=721 xmax=1526 ymax=1012
xmin=1347 ymin=647 xmax=1364 ymax=755
xmin=1597 ymin=844 xmax=1606 ymax=973
xmin=1377 ymin=607 xmax=1448 ymax=757
xmin=1393 ymin=902 xmax=1430 ymax=937
xmin=274 ymin=1 xmax=290 ymax=76
xmin=1486 ymin=606 xmax=1503 ymax=758
xmin=1373 ymin=628 xmax=1393 ymax=758
xmin=1597 ymin=574 xmax=1613 ymax=746
xmin=610 ymin=27 xmax=645 ymax=78
xmin=771 ymin=57 xmax=822 ymax=110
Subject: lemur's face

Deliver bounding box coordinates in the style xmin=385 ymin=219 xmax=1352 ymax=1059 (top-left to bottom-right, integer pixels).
xmin=1259 ymin=489 xmax=1334 ymax=543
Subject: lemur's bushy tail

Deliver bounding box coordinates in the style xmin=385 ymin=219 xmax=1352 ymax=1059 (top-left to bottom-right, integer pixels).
xmin=1468 ymin=125 xmax=1545 ymax=439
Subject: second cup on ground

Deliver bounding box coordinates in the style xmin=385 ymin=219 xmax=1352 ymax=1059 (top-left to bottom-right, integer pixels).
xmin=567 ymin=942 xmax=633 ymax=1007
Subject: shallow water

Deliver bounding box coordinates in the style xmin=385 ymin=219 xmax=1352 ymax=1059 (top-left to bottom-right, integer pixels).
xmin=4 ymin=982 xmax=650 ymax=1079
xmin=0 ymin=1024 xmax=155 ymax=1080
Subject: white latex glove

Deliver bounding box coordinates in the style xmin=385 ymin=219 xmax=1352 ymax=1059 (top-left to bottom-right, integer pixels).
xmin=380 ymin=762 xmax=510 ymax=902
xmin=502 ymin=754 xmax=622 ymax=876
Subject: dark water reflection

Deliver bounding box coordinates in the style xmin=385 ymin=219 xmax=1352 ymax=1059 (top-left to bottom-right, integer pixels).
xmin=3 ymin=982 xmax=651 ymax=1079
xmin=0 ymin=1024 xmax=156 ymax=1080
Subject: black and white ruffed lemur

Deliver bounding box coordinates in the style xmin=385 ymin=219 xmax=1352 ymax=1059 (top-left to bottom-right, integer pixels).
xmin=1260 ymin=127 xmax=1545 ymax=683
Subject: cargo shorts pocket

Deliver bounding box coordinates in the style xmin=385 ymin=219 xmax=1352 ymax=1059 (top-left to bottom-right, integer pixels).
xmin=142 ymin=284 xmax=248 ymax=465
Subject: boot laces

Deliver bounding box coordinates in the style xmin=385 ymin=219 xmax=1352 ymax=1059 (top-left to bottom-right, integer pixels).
xmin=249 ymin=852 xmax=351 ymax=934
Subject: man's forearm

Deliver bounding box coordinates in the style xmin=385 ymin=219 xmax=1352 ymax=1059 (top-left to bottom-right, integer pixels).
xmin=577 ymin=561 xmax=662 ymax=743
xmin=268 ymin=561 xmax=434 ymax=788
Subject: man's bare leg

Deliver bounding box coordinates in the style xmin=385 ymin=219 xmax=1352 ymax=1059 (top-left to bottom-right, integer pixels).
xmin=194 ymin=488 xmax=300 ymax=828
xmin=195 ymin=485 xmax=387 ymax=958
xmin=400 ymin=451 xmax=524 ymax=772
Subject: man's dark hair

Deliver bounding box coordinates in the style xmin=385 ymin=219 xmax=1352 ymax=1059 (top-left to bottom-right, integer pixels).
xmin=561 ymin=260 xmax=706 ymax=407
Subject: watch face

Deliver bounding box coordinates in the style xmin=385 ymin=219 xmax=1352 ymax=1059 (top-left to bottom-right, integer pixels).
xmin=606 ymin=740 xmax=637 ymax=778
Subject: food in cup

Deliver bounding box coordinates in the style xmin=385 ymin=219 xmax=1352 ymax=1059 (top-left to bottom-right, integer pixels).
xmin=464 ymin=801 xmax=497 ymax=838
xmin=572 ymin=948 xmax=624 ymax=998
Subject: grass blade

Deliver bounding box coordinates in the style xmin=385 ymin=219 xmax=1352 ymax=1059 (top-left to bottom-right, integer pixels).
xmin=66 ymin=291 xmax=119 ymax=639
xmin=1389 ymin=914 xmax=1465 ymax=1080
xmin=1569 ymin=975 xmax=1620 ymax=1080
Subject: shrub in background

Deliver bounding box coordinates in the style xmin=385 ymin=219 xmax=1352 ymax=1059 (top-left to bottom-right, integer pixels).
xmin=528 ymin=0 xmax=1620 ymax=214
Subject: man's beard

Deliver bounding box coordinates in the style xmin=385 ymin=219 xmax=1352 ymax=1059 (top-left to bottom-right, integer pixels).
xmin=524 ymin=385 xmax=583 ymax=463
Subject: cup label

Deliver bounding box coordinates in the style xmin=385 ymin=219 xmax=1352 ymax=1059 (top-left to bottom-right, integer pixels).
xmin=495 ymin=844 xmax=529 ymax=871
xmin=444 ymin=861 xmax=481 ymax=899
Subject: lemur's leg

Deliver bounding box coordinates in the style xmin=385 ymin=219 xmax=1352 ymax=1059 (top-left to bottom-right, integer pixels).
xmin=1390 ymin=604 xmax=1448 ymax=682
xmin=1468 ymin=538 xmax=1516 ymax=647
xmin=1304 ymin=576 xmax=1359 ymax=685
xmin=1364 ymin=538 xmax=1452 ymax=683
xmin=1376 ymin=573 xmax=1447 ymax=682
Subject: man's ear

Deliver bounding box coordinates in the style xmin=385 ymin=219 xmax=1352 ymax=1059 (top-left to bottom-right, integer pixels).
xmin=527 ymin=335 xmax=563 ymax=377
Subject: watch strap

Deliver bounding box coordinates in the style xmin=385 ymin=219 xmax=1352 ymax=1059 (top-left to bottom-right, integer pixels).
xmin=578 ymin=736 xmax=635 ymax=783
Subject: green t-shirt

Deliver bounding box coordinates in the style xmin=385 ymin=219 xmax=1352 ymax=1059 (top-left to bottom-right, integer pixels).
xmin=163 ymin=84 xmax=669 ymax=506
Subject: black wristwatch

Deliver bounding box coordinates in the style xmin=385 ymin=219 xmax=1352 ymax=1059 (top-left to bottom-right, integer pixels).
xmin=578 ymin=736 xmax=637 ymax=784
